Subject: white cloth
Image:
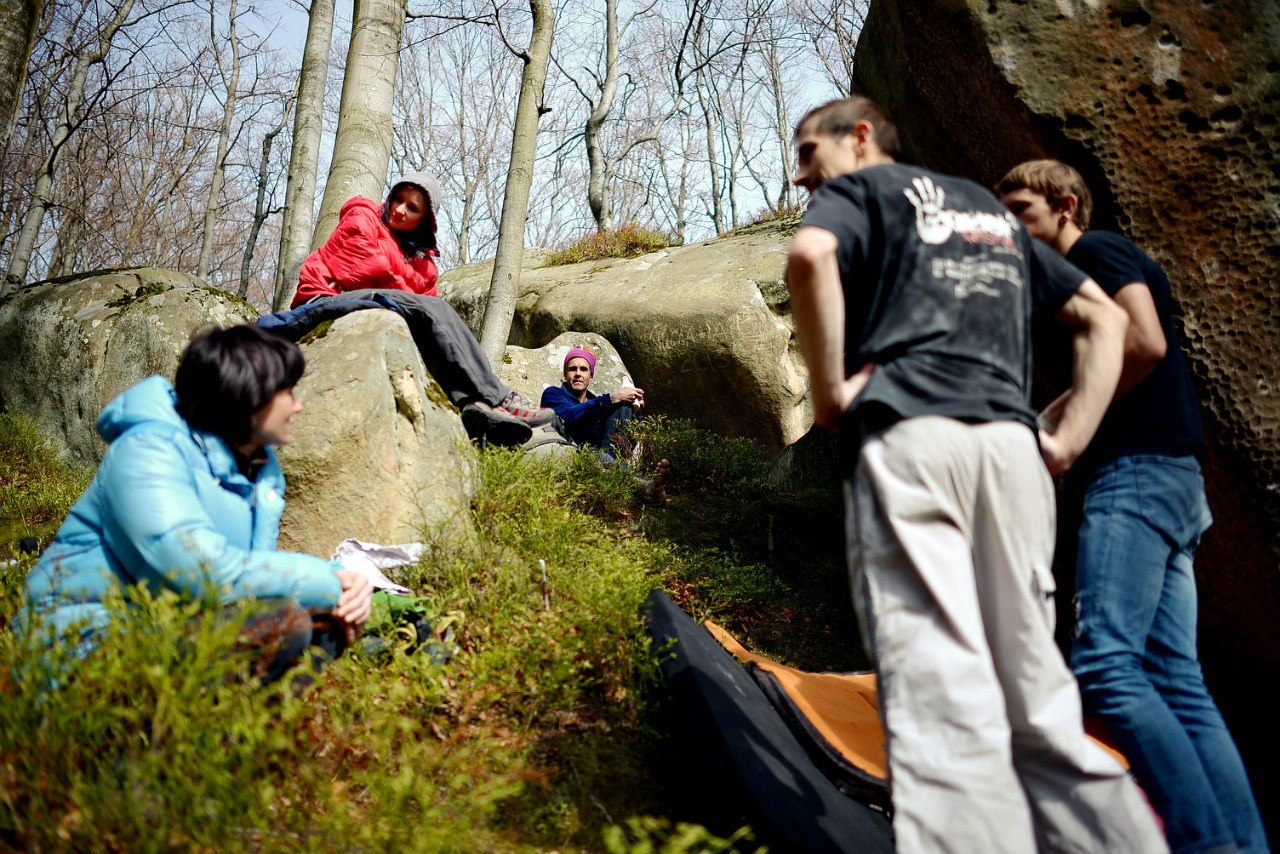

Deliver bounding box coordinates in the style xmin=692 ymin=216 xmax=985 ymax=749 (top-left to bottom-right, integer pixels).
xmin=846 ymin=416 xmax=1167 ymax=854
xmin=330 ymin=538 xmax=422 ymax=596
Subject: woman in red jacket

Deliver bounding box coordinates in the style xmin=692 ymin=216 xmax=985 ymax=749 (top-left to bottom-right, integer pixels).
xmin=293 ymin=172 xmax=554 ymax=445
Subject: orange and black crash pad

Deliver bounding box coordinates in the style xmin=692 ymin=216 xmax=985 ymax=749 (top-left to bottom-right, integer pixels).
xmin=703 ymin=620 xmax=890 ymax=809
xmin=643 ymin=589 xmax=894 ymax=853
xmin=707 ymin=619 xmax=1130 ymax=778
xmin=645 ymin=589 xmax=1134 ymax=853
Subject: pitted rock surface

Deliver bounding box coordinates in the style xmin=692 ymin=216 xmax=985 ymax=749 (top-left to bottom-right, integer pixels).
xmin=855 ymin=0 xmax=1280 ymax=816
xmin=439 ymin=219 xmax=808 ymax=452
xmin=0 ymin=267 xmax=256 ymax=465
xmin=855 ymin=3 xmax=1279 ymax=511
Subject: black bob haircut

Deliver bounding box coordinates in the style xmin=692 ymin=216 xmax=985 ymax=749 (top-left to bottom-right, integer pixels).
xmin=175 ymin=325 xmax=304 ymax=444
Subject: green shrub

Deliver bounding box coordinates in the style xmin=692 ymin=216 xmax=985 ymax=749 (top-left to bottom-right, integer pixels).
xmin=0 ymin=416 xmax=856 ymax=850
xmin=0 ymin=592 xmax=505 ymax=851
xmin=630 ymin=416 xmax=771 ymax=496
xmin=603 ymin=816 xmax=762 ymax=853
xmin=543 ymin=225 xmax=672 ymax=267
xmin=0 ymin=447 xmax=678 ymax=851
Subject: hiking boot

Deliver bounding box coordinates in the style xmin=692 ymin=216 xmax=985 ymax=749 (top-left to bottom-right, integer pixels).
xmin=495 ymin=391 xmax=558 ymax=427
xmin=461 ymin=401 xmax=534 ymax=447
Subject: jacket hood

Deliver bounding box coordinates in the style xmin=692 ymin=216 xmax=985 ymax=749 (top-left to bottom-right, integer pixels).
xmin=388 ymin=171 xmax=444 ymax=218
xmin=96 ymin=375 xmax=185 ymax=443
xmin=383 ymin=171 xmax=444 ymax=254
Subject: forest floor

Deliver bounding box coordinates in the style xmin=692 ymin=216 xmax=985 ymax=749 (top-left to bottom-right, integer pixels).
xmin=0 ymin=412 xmax=866 ymax=852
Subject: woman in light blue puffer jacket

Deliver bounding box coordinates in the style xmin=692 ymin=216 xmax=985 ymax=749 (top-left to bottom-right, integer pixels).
xmin=15 ymin=325 xmax=372 ymax=681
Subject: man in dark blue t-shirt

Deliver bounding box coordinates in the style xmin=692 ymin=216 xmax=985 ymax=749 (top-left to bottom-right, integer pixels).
xmin=1000 ymin=160 xmax=1266 ymax=854
xmin=786 ymin=97 xmax=1165 ymax=852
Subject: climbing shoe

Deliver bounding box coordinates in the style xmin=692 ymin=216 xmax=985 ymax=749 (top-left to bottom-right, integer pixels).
xmin=461 ymin=400 xmax=534 ymax=447
xmin=495 ymin=391 xmax=558 ymax=427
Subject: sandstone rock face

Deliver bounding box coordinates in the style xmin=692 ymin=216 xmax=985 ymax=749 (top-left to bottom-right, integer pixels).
xmin=497 ymin=331 xmax=633 ymax=405
xmin=0 ymin=268 xmax=255 ymax=465
xmin=276 ymin=310 xmax=475 ymax=558
xmin=439 ymin=220 xmax=809 ymax=451
xmin=767 ymin=424 xmax=841 ymax=493
xmin=854 ymin=0 xmax=1280 ymax=815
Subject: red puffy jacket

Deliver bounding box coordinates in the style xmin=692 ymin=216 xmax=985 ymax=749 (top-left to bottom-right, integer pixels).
xmin=293 ymin=196 xmax=439 ymax=307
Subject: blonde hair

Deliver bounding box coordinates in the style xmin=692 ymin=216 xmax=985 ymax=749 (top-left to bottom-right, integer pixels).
xmin=997 ymin=159 xmax=1093 ymax=229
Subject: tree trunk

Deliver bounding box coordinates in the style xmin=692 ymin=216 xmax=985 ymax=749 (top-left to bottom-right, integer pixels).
xmin=0 ymin=0 xmax=41 ymax=148
xmin=47 ymin=208 xmax=80 ymax=279
xmin=695 ymin=66 xmax=724 ymax=235
xmin=271 ymin=0 xmax=334 ymax=311
xmin=765 ymin=34 xmax=794 ymax=210
xmin=584 ymin=0 xmax=619 ymax=232
xmin=197 ymin=0 xmax=243 ymax=282
xmin=3 ymin=0 xmax=135 ymax=293
xmin=477 ymin=0 xmax=555 ymax=363
xmin=239 ymin=120 xmax=285 ymax=298
xmin=311 ymin=0 xmax=405 ymax=250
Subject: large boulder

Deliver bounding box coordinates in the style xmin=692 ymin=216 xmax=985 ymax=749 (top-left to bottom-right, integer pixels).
xmin=439 ymin=220 xmax=808 ymax=452
xmin=854 ymin=0 xmax=1280 ymax=818
xmin=275 ymin=310 xmax=476 ymax=558
xmin=0 ymin=268 xmax=255 ymax=465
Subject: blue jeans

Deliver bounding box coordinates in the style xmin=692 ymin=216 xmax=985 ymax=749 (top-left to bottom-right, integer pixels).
xmin=1071 ymin=455 xmax=1267 ymax=854
xmin=593 ymin=403 xmax=636 ymax=466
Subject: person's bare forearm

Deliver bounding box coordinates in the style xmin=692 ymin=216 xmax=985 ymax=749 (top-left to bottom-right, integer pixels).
xmin=1041 ymin=280 xmax=1128 ymax=473
xmin=787 ymin=227 xmax=849 ymax=427
xmin=1058 ymin=321 xmax=1124 ymax=448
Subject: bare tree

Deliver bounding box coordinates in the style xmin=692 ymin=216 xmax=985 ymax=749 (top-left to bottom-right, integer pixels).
xmin=555 ymin=0 xmax=720 ymax=234
xmin=0 ymin=0 xmax=852 ymax=300
xmin=3 ymin=0 xmax=139 ymax=292
xmin=555 ymin=0 xmax=654 ymax=232
xmin=239 ymin=100 xmax=289 ymax=297
xmin=789 ymin=0 xmax=866 ymax=93
xmin=477 ymin=0 xmax=555 ymax=362
xmin=394 ymin=17 xmax=517 ymax=266
xmin=0 ymin=0 xmax=42 ymax=148
xmin=271 ymin=0 xmax=334 ymax=310
xmin=312 ymin=0 xmax=406 ymax=248
xmin=757 ymin=12 xmax=799 ymax=211
xmin=196 ymin=0 xmax=244 ymax=280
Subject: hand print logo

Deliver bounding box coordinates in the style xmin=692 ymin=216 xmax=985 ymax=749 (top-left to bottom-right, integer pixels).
xmin=904 ymin=176 xmax=953 ymax=245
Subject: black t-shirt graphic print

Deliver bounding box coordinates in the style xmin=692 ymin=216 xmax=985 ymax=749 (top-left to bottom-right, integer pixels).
xmin=801 ymin=163 xmax=1086 ymax=436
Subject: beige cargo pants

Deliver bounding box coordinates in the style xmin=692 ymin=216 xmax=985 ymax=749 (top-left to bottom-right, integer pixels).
xmin=845 ymin=416 xmax=1167 ymax=853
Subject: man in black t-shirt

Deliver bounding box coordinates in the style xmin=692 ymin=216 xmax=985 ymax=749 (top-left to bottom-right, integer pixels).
xmin=1000 ymin=160 xmax=1267 ymax=854
xmin=786 ymin=97 xmax=1166 ymax=853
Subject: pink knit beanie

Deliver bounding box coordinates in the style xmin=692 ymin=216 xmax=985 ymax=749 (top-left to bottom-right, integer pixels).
xmin=563 ymin=346 xmax=597 ymax=376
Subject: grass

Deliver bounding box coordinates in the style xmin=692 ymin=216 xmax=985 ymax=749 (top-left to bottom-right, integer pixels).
xmin=0 ymin=415 xmax=859 ymax=851
xmin=0 ymin=412 xmax=92 ymax=559
xmin=543 ymin=225 xmax=673 ymax=267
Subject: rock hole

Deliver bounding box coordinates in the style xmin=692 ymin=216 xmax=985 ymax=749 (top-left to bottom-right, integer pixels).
xmin=1180 ymin=110 xmax=1210 ymax=133
xmin=1208 ymin=104 xmax=1239 ymax=122
xmin=1164 ymin=80 xmax=1187 ymax=101
xmin=1120 ymin=8 xmax=1152 ymax=27
xmin=1158 ymin=32 xmax=1178 ymax=48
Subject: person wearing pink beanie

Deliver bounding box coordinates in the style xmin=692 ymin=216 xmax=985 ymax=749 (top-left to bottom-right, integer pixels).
xmin=539 ymin=346 xmax=642 ymax=459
